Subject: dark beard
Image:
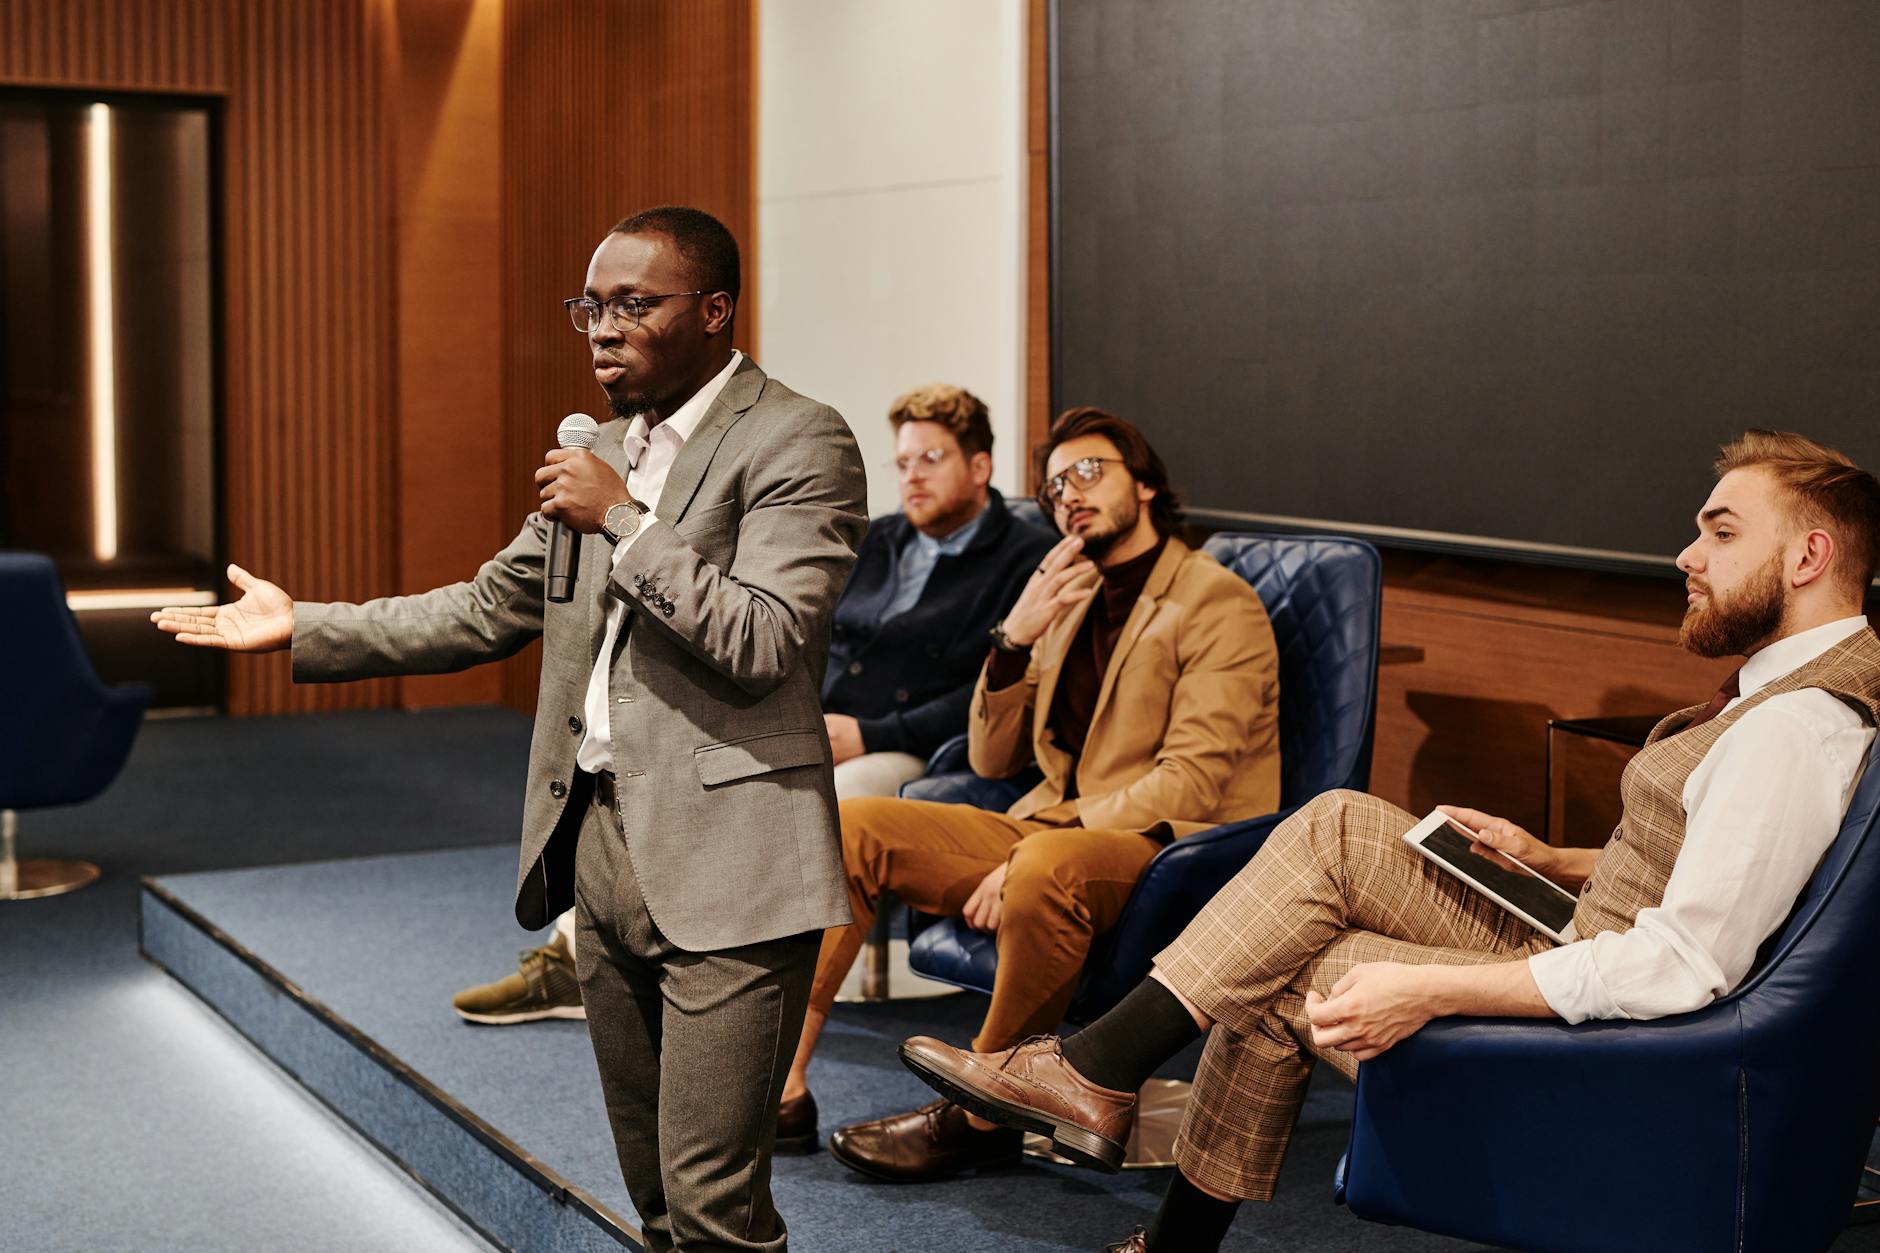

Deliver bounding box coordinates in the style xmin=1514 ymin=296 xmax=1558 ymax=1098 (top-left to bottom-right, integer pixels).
xmin=606 ymin=392 xmax=653 ymax=421
xmin=1680 ymin=553 xmax=1787 ymax=658
xmin=1071 ymin=497 xmax=1140 ymax=561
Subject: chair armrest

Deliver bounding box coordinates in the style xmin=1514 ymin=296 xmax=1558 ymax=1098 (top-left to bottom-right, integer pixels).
xmin=1069 ymin=808 xmax=1292 ymax=1019
xmin=907 ymin=918 xmax=1000 ymax=996
xmin=1339 ymin=1007 xmax=1746 ymax=1251
xmin=898 ymin=769 xmax=1038 ymax=810
xmin=923 ymin=733 xmax=970 ymax=776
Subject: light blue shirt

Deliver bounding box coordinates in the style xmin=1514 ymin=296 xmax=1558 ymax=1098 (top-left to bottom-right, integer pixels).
xmin=881 ymin=504 xmax=988 ymax=621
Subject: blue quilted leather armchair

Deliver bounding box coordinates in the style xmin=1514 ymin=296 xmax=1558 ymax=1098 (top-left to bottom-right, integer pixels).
xmin=902 ymin=533 xmax=1382 ymax=1023
xmin=1 ymin=553 xmax=150 ymax=896
xmin=1333 ymin=755 xmax=1880 ymax=1253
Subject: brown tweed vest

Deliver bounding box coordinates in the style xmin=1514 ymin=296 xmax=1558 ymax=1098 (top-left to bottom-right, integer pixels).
xmin=1572 ymin=626 xmax=1880 ymax=941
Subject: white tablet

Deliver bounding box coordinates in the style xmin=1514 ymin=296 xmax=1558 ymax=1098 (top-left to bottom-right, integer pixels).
xmin=1402 ymin=810 xmax=1579 ymax=945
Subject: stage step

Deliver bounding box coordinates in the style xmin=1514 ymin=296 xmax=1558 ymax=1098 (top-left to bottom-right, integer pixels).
xmin=139 ymin=876 xmax=640 ymax=1253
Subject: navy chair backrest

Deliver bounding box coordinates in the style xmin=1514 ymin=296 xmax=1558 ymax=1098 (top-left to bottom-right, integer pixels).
xmin=1200 ymin=534 xmax=1381 ymax=803
xmin=1005 ymin=496 xmax=1050 ymax=534
xmin=0 ymin=552 xmax=150 ymax=810
xmin=1731 ymin=749 xmax=1880 ymax=1247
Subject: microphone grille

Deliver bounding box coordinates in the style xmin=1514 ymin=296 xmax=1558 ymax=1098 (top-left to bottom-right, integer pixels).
xmin=557 ymin=413 xmax=601 ymax=451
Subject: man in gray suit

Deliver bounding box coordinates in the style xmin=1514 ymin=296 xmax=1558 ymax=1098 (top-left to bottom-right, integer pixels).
xmin=153 ymin=206 xmax=868 ymax=1252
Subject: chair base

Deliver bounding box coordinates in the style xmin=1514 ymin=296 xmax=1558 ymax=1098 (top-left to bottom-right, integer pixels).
xmin=1 ymin=858 xmax=103 ymax=901
xmin=836 ymin=938 xmax=963 ymax=1003
xmin=1023 ymin=1078 xmax=1189 ymax=1170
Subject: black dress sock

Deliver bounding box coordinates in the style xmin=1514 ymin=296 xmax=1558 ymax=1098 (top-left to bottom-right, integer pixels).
xmin=1058 ymin=977 xmax=1202 ymax=1094
xmin=1146 ymin=1171 xmax=1242 ymax=1252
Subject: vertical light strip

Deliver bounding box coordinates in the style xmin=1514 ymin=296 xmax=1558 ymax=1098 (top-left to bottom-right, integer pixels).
xmin=87 ymin=102 xmax=119 ymax=562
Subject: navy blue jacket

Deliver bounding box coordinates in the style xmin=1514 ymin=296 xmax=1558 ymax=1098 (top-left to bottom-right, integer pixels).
xmin=822 ymin=488 xmax=1054 ymax=759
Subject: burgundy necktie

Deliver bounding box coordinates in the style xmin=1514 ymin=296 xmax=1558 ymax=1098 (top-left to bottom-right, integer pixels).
xmin=1683 ymin=668 xmax=1742 ymax=731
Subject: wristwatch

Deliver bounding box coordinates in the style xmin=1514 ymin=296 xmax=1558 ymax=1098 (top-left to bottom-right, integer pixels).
xmin=601 ymin=499 xmax=651 ymax=544
xmin=989 ymin=618 xmax=1028 ymax=653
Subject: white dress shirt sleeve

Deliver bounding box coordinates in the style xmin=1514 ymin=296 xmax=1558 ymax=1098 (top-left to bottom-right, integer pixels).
xmin=1528 ymin=689 xmax=1873 ymax=1023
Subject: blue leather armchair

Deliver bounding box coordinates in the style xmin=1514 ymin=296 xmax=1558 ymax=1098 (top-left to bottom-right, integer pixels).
xmin=1334 ymin=755 xmax=1880 ymax=1253
xmin=902 ymin=533 xmax=1382 ymax=1022
xmin=1 ymin=553 xmax=151 ymax=898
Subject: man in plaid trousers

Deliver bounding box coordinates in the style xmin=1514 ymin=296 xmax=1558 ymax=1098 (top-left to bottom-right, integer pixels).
xmin=900 ymin=430 xmax=1880 ymax=1253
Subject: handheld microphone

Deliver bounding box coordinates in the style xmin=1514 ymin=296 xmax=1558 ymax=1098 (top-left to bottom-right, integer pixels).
xmin=546 ymin=414 xmax=601 ymax=604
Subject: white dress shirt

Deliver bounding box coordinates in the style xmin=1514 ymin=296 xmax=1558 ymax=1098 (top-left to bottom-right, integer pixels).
xmin=1529 ymin=615 xmax=1875 ymax=1023
xmin=576 ymin=350 xmax=743 ymax=774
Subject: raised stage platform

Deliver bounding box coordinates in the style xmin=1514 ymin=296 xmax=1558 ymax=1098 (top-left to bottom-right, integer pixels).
xmin=136 ymin=846 xmax=1489 ymax=1252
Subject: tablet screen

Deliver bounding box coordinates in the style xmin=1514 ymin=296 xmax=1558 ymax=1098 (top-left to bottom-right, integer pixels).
xmin=1419 ymin=819 xmax=1578 ymax=937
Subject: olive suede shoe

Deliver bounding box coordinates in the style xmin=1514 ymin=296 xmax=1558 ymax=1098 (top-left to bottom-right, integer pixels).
xmin=451 ymin=934 xmax=584 ymax=1025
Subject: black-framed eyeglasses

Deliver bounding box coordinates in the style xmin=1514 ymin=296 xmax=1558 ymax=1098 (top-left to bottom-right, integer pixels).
xmin=564 ymin=291 xmax=713 ymax=334
xmin=1038 ymin=456 xmax=1126 ymax=509
xmin=888 ymin=447 xmax=957 ymax=478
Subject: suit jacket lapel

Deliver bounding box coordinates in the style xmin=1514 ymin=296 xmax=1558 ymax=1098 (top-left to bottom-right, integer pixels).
xmin=655 ymin=358 xmax=766 ymax=527
xmin=1090 ymin=538 xmax=1188 ymax=730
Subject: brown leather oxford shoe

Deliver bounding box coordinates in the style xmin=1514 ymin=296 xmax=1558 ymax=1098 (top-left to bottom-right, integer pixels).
xmin=775 ymin=1090 xmax=818 ymax=1155
xmin=900 ymin=1034 xmax=1134 ymax=1172
xmin=826 ymin=1098 xmax=1023 ymax=1183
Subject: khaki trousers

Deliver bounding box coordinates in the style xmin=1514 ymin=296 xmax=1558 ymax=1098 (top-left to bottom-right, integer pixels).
xmin=1156 ymin=789 xmax=1552 ymax=1202
xmin=810 ymin=796 xmax=1163 ymax=1051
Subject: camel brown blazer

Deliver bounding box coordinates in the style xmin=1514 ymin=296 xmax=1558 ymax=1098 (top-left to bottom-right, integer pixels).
xmin=966 ymin=537 xmax=1280 ymax=838
xmin=290 ymin=358 xmax=868 ymax=951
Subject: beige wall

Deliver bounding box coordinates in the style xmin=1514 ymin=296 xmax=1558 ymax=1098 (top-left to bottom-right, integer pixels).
xmin=757 ymin=0 xmax=1029 ymax=518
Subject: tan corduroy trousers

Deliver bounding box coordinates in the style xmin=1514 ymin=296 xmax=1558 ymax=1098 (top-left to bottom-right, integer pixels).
xmin=809 ymin=796 xmax=1163 ymax=1052
xmin=1156 ymin=789 xmax=1552 ymax=1201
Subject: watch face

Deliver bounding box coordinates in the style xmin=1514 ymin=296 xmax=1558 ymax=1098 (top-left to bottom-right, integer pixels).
xmin=607 ymin=504 xmax=639 ymax=540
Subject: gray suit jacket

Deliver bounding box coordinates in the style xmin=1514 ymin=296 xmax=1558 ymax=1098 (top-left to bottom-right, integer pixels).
xmin=291 ymin=359 xmax=868 ymax=951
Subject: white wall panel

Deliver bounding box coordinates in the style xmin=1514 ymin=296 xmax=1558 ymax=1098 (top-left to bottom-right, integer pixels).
xmin=759 ymin=0 xmax=1027 ymax=518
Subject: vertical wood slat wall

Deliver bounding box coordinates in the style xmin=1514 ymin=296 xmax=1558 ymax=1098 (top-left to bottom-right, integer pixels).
xmin=0 ymin=0 xmax=399 ymax=715
xmin=1 ymin=0 xmax=756 ymax=717
xmin=497 ymin=0 xmax=757 ymax=714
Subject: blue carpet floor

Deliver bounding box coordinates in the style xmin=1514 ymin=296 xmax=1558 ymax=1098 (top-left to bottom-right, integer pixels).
xmin=151 ymin=845 xmax=1464 ymax=1253
xmin=11 ymin=707 xmax=1880 ymax=1252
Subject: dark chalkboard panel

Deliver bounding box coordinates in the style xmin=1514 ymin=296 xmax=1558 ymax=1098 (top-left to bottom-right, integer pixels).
xmin=1052 ymin=0 xmax=1880 ymax=573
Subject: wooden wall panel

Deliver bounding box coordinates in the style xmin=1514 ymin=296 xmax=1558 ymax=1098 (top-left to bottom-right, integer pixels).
xmin=389 ymin=0 xmax=505 ymax=709
xmin=1 ymin=0 xmax=400 ymax=716
xmin=497 ymin=0 xmax=756 ymax=714
xmin=1025 ymin=0 xmax=1050 ymax=481
xmin=1367 ymin=554 xmax=1735 ymax=836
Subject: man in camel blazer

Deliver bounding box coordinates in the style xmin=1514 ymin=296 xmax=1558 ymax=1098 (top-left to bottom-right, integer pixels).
xmin=776 ymin=406 xmax=1280 ymax=1184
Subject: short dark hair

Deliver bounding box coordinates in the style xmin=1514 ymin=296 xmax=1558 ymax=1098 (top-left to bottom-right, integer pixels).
xmin=1714 ymin=429 xmax=1880 ymax=598
xmin=1034 ymin=406 xmax=1184 ymax=536
xmin=887 ymin=384 xmax=993 ymax=459
xmin=611 ymin=205 xmax=741 ymax=304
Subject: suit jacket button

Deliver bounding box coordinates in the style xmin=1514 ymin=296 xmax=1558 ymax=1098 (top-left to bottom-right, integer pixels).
xmin=568 ymin=716 xmax=583 ymax=734
xmin=848 ymin=661 xmax=864 ymax=676
xmin=662 ymin=602 xmax=675 ymax=618
xmin=895 ymin=688 xmax=910 ymax=703
xmin=549 ymin=779 xmax=567 ymax=799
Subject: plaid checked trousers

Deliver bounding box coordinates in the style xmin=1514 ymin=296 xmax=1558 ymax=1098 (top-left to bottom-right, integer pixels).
xmin=1156 ymin=789 xmax=1551 ymax=1201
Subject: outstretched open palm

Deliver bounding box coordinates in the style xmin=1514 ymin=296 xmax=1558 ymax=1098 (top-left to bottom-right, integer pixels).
xmin=150 ymin=564 xmax=294 ymax=652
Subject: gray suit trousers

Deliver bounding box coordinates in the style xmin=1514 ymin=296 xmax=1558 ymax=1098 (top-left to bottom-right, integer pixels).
xmin=572 ymin=773 xmax=818 ymax=1253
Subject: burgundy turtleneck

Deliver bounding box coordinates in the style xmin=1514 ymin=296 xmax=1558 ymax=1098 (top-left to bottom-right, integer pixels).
xmin=986 ymin=535 xmax=1167 ymax=766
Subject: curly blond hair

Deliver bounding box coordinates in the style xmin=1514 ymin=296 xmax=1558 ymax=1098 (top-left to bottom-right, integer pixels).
xmin=887 ymin=384 xmax=992 ymax=458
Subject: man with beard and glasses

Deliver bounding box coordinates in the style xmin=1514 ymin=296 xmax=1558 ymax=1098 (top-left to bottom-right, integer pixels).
xmin=155 ymin=206 xmax=867 ymax=1252
xmin=898 ymin=430 xmax=1880 ymax=1253
xmin=780 ymin=406 xmax=1284 ymax=1184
